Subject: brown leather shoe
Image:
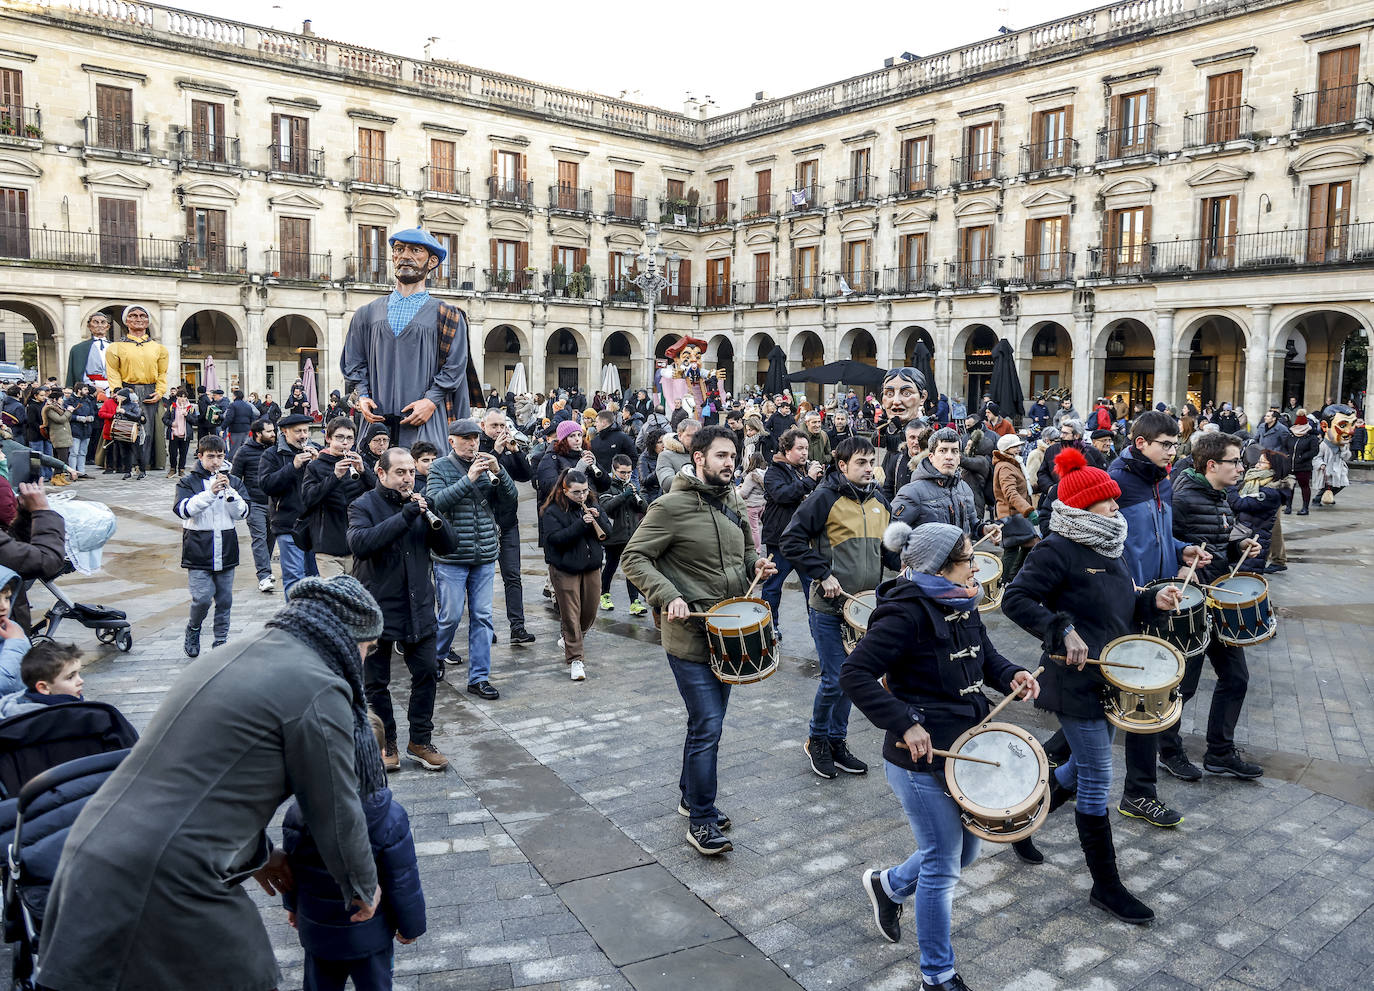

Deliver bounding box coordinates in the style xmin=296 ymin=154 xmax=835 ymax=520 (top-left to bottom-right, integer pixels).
xmin=382 ymin=740 xmax=400 ymax=773
xmin=405 ymin=741 xmax=449 ymax=771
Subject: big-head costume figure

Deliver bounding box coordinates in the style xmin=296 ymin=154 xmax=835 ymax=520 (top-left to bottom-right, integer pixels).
xmin=1314 ymin=402 xmax=1356 ymax=505
xmin=660 ymin=336 xmax=723 ymax=411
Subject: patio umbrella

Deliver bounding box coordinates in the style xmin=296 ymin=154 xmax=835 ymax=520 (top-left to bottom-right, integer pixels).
xmin=301 ymin=356 xmax=319 ymax=414
xmin=762 ymin=345 xmax=789 ymax=397
xmin=988 ymin=339 xmax=1026 ymax=422
xmin=508 ymin=361 xmax=528 ymax=396
xmin=911 ymin=341 xmax=938 ymax=413
xmin=600 ymin=362 xmax=622 ymax=398
xmin=202 ymin=355 xmax=219 ymax=393
xmin=785 ymin=360 xmax=888 ymax=389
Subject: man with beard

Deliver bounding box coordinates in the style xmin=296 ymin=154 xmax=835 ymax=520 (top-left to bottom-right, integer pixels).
xmin=341 ymin=228 xmax=478 ymax=451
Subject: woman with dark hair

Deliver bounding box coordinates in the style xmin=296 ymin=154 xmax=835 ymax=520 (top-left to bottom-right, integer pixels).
xmin=534 ymin=420 xmax=609 ymax=505
xmin=540 ymin=469 xmax=605 ymax=681
xmin=638 ymin=428 xmax=666 ymax=503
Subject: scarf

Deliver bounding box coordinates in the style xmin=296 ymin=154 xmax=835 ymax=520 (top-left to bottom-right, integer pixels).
xmin=904 ymin=569 xmax=985 ymax=612
xmin=1049 ymin=500 xmax=1128 ymax=558
xmin=172 ymin=402 xmax=187 ymax=439
xmin=1240 ymin=466 xmax=1274 ymax=498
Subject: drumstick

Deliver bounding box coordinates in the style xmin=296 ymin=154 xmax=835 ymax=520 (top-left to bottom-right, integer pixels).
xmin=982 ymin=665 xmax=1044 ymax=724
xmin=1049 ymin=654 xmax=1146 ymax=670
xmin=1177 ymin=557 xmax=1199 ymax=601
xmin=894 ymin=743 xmax=1001 ymax=766
xmin=971 ymin=531 xmax=994 ymax=549
xmin=744 ymin=553 xmax=774 ymax=600
xmin=1227 ymin=539 xmax=1259 ymax=581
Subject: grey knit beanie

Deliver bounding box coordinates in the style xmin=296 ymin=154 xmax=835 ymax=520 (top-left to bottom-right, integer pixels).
xmin=288 ymin=575 xmax=384 ymax=641
xmin=883 ymin=521 xmax=967 ymax=574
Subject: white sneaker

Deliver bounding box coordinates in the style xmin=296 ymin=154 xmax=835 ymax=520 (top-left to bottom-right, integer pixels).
xmin=258 ymin=577 xmax=275 ymax=593
xmin=558 ymin=636 xmax=565 ymax=649
xmin=570 ymin=660 xmax=586 ymax=681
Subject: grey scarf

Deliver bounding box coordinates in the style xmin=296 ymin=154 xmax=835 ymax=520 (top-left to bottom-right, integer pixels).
xmin=1049 ymin=500 xmax=1128 ymax=558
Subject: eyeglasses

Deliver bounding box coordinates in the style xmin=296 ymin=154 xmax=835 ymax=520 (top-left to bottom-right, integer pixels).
xmin=948 ymin=554 xmax=975 ymax=565
xmin=1150 ymin=440 xmax=1180 ymax=450
xmin=1216 ymin=458 xmax=1245 ymax=467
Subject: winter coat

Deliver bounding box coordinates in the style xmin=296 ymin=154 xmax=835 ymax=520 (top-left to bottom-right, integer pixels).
xmin=760 ymin=456 xmax=818 ymax=546
xmin=230 ymin=437 xmax=271 ymax=504
xmin=1108 ymin=449 xmax=1188 ymax=587
xmin=590 ymin=424 xmax=636 ymax=475
xmin=960 ymin=450 xmax=992 ymax=519
xmin=622 ymin=469 xmax=758 ymax=664
xmin=222 ymin=398 xmax=257 ymax=434
xmin=738 ymin=468 xmax=766 ymax=509
xmin=779 ymin=472 xmax=898 ymax=615
xmin=764 ymin=411 xmax=795 ymax=444
xmin=427 ymin=451 xmax=518 ymax=566
xmin=1052 ymin=405 xmax=1081 ymax=428
xmin=534 ymin=447 xmax=609 ymax=507
xmin=281 ymin=786 xmax=425 ymax=960
xmin=261 ymin=401 xmax=282 ymax=424
xmin=0 ymin=506 xmax=66 ymax=631
xmin=0 ymin=687 xmax=71 ymax=719
xmin=800 ymin=426 xmax=830 ymax=464
xmin=1252 ymin=420 xmax=1294 ymax=455
xmin=0 ymin=564 xmax=31 ymax=693
xmin=98 ymin=396 xmax=118 ymax=440
xmin=654 ymin=435 xmax=692 ymax=495
xmin=38 ymin=627 xmax=379 ymax=991
xmin=992 ymin=449 xmax=1033 ymax=519
xmin=1170 ymin=467 xmax=1268 ymax=584
xmin=637 ymin=450 xmax=662 ymax=502
xmin=1025 ymin=444 xmax=1048 ymax=494
xmin=1002 ymin=533 xmax=1165 ymax=719
xmin=891 ymin=457 xmax=985 ymax=537
xmin=601 ymin=476 xmax=647 ymax=547
xmin=174 ymin=465 xmax=250 ymax=570
xmin=539 ymin=500 xmax=605 ymax=574
xmin=841 ymin=576 xmax=1022 ymax=773
xmin=1028 ymin=401 xmax=1050 ymax=427
xmin=1291 ymin=432 xmax=1319 ymax=474
xmin=300 ymin=453 xmax=376 ymax=557
xmin=478 ymin=433 xmax=532 ymax=530
xmin=882 ymin=446 xmax=918 ymax=502
xmin=66 ymin=396 xmax=96 ymax=440
xmin=1037 ymin=440 xmax=1105 ymax=496
xmin=348 ymin=486 xmax=458 ymax=642
xmin=42 ymin=404 xmax=72 ymax=449
xmin=258 ymin=435 xmax=315 ymax=532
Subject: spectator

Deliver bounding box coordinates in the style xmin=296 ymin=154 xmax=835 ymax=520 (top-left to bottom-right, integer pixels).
xmin=478 ymin=408 xmax=537 ymax=646
xmin=114 ymin=388 xmax=149 ymax=480
xmin=42 ymin=390 xmax=73 ymax=479
xmin=599 ymin=454 xmax=648 ymax=615
xmin=738 ymin=450 xmax=767 ymax=552
xmin=97 ymin=388 xmax=120 ymax=474
xmin=222 ymin=388 xmax=257 ymax=456
xmin=1290 ymin=415 xmax=1318 ymax=514
xmin=301 ymin=417 xmax=373 ymax=579
xmin=992 ymin=433 xmax=1037 ymax=582
xmin=591 ymin=408 xmax=636 ymax=475
xmin=984 ymin=403 xmax=1015 ymax=437
xmin=892 ymin=427 xmax=1000 ymax=544
xmin=0 ymin=566 xmax=32 ymax=692
xmin=162 ymin=387 xmax=196 ymax=478
xmin=409 ymin=440 xmax=440 ymax=495
xmin=800 ymin=412 xmax=831 ymax=465
xmin=204 ymin=388 xmax=228 ymax=436
xmin=655 ymin=418 xmax=700 ymax=494
xmin=24 ymin=387 xmax=53 ymax=481
xmin=0 ymin=640 xmax=83 ymax=718
xmin=232 ymin=418 xmax=277 ymax=593
xmin=174 ymin=434 xmax=249 ymax=658
xmin=638 ymin=429 xmax=665 ymax=504
xmin=539 ymin=468 xmax=605 ymax=681
xmin=760 ymin=429 xmax=823 ymax=633
xmin=260 ymin=392 xmax=282 ymax=424
xmin=259 ymin=413 xmax=321 ymax=598
xmin=765 ymin=398 xmax=795 ymax=445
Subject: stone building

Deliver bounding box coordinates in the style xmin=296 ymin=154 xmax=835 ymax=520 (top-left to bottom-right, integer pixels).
xmin=0 ymin=0 xmax=1371 ymax=418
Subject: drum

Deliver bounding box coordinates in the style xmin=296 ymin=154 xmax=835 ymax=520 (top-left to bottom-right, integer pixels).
xmin=840 ymin=591 xmax=876 ymax=655
xmin=110 ymin=418 xmax=139 ymax=443
xmin=1207 ymin=573 xmax=1276 ymax=646
xmin=1141 ymin=580 xmax=1211 ymax=657
xmin=703 ymin=597 xmax=779 ymax=685
xmin=970 ymin=551 xmax=1003 ymax=613
xmin=1097 ymin=634 xmax=1185 ymax=734
xmin=943 ymin=721 xmax=1050 ymax=843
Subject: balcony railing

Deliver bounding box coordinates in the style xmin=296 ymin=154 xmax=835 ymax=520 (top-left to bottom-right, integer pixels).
xmin=659 ymin=199 xmax=700 ymax=226
xmin=784 ymin=185 xmax=824 ymax=212
xmin=835 ymin=174 xmax=878 ymax=205
xmin=1011 ymin=251 xmax=1076 ymax=285
xmin=1152 ymin=223 xmax=1374 ymax=276
xmin=344 ymin=254 xmax=390 ymax=285
xmin=347 ymin=156 xmax=400 ymax=187
xmin=882 ymin=264 xmax=940 ymax=293
xmin=265 ymin=248 xmax=332 ymax=281
xmin=427 ymin=264 xmax=476 ymax=291
xmin=185 ymin=242 xmax=248 ymax=273
xmin=701 ymin=282 xmax=733 ymax=307
xmin=0 ymin=225 xmax=249 ymax=273
xmin=543 ymin=271 xmax=597 ymax=299
xmin=484 ymin=268 xmax=538 ymax=293
xmin=737 ymin=279 xmax=775 ymax=304
xmin=551 ymin=185 xmax=593 ymax=213
xmin=891 ymin=163 xmax=936 ymax=196
xmin=946 ymin=258 xmax=1003 ymax=289
xmin=700 ymin=200 xmax=734 ymax=226
xmin=487 ymin=177 xmax=533 ymax=206
xmin=177 ymin=130 xmax=239 ymax=166
xmin=605 ymin=280 xmax=643 ymax=303
xmin=1096 ymin=123 xmax=1159 ymax=161
xmin=739 ymin=195 xmax=777 ymax=220
xmin=607 ymin=193 xmax=648 ymax=222
xmin=0 ymin=106 xmax=42 ymax=141
xmin=1019 ymin=139 xmax=1078 ymax=175
xmin=83 ymin=116 xmax=150 ymax=153
xmin=424 ymin=165 xmax=471 ymax=196
xmin=1184 ymin=105 xmax=1256 ymax=148
xmin=269 ymin=145 xmax=325 ymax=177
xmin=783 ymin=273 xmax=828 ymax=300
xmin=952 ymin=153 xmax=1002 ymax=185
xmin=1292 ymin=83 xmax=1374 ymax=133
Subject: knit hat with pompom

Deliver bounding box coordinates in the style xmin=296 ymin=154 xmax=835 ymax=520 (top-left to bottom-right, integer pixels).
xmin=1053 ymin=446 xmax=1120 ymax=510
xmin=883 ymin=520 xmax=966 ymax=574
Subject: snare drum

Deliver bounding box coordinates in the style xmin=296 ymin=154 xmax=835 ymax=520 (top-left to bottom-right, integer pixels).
xmin=703 ymin=597 xmax=779 ymax=685
xmin=970 ymin=551 xmax=1003 ymax=613
xmin=110 ymin=418 xmax=139 ymax=444
xmin=840 ymin=591 xmax=876 ymax=655
xmin=1141 ymin=580 xmax=1211 ymax=657
xmin=1207 ymin=573 xmax=1276 ymax=646
xmin=1097 ymin=635 xmax=1185 ymax=734
xmin=944 ymin=721 xmax=1050 ymax=843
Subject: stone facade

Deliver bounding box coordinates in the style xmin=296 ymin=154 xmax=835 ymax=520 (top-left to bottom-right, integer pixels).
xmin=0 ymin=0 xmax=1371 ymax=417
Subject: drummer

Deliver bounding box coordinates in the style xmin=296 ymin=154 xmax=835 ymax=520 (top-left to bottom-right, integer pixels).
xmin=779 ymin=436 xmax=900 ymax=780
xmin=1003 ymin=448 xmax=1181 ymax=925
xmin=622 ymin=425 xmax=776 ymax=857
xmin=841 ymin=521 xmax=1038 ymax=989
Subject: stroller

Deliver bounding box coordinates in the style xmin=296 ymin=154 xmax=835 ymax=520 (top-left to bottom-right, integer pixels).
xmin=27 ymin=567 xmax=133 ymax=653
xmin=28 ymin=492 xmax=132 ymax=652
xmin=0 ymin=702 xmax=138 ymax=989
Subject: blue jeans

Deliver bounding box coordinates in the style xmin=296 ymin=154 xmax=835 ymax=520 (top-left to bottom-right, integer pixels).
xmin=667 ymin=653 xmax=731 ymax=827
xmin=807 ymin=610 xmax=851 ymax=741
xmin=760 ymin=543 xmax=809 ymax=630
xmin=276 ymin=533 xmax=318 ymax=601
xmin=28 ymin=440 xmax=52 ymax=480
xmin=1054 ymin=713 xmax=1116 ymax=816
xmin=435 ymin=560 xmax=495 ymax=684
xmin=882 ymin=762 xmax=980 ymax=985
xmin=304 ymin=947 xmax=393 ymax=991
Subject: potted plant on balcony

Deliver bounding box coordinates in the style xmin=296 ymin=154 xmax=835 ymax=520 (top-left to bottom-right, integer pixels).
xmin=568 ymin=263 xmax=591 ymax=299
xmin=23 ymin=123 xmax=40 ymax=140
xmin=495 ymin=267 xmax=512 ymax=291
xmin=0 ymin=117 xmax=14 ymax=136
xmin=551 ymin=262 xmax=567 ymax=295
xmin=522 ymin=265 xmax=539 ymax=292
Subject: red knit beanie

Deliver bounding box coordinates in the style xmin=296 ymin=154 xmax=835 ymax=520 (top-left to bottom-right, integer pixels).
xmin=1054 ymin=447 xmax=1120 ymax=509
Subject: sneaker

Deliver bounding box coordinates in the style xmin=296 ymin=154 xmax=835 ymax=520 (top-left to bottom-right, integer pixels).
xmin=444 ymin=649 xmax=465 ymax=666
xmin=184 ymin=625 xmax=201 ymax=658
xmin=510 ymin=629 xmax=537 ymax=644
xmin=1265 ymin=563 xmax=1288 ymax=573
xmin=570 ymin=660 xmax=586 ymax=681
xmin=686 ymin=821 xmax=733 ymax=856
xmin=1158 ymin=751 xmax=1203 ymax=782
xmin=676 ymin=801 xmax=731 ymax=831
xmin=492 ymin=631 xmax=498 ymax=645
xmin=1203 ymin=751 xmax=1264 ymax=779
xmin=600 ymin=592 xmax=615 ymax=611
xmin=558 ymin=636 xmax=566 ymax=650
xmin=1118 ymin=796 xmax=1184 ymax=827
xmin=1297 ymin=508 xmax=1309 ymax=515
xmin=258 ymin=576 xmax=275 ymax=593
xmin=382 ymin=740 xmax=400 ymax=773
xmin=122 ymin=473 xmax=132 ymax=480
xmin=166 ymin=468 xmax=177 ymax=478
xmin=805 ymin=737 xmax=838 ymax=779
xmin=628 ymin=598 xmax=647 ymax=616
xmin=405 ymin=741 xmax=450 ymax=771
xmin=830 ymin=740 xmax=869 ymax=775
xmin=211 ymin=639 xmax=226 ymax=649
xmin=862 ymin=868 xmax=902 ymax=943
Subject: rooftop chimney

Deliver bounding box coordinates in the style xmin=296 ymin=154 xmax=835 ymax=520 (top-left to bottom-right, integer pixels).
xmin=302 ymin=19 xmax=313 ymax=35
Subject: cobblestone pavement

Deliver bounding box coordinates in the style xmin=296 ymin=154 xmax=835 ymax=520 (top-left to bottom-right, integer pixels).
xmin=23 ymin=465 xmax=1374 ymax=990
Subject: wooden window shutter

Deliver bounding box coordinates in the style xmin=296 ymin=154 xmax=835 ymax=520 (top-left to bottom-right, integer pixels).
xmin=679 ymin=258 xmax=691 ymax=287
xmin=518 ymin=153 xmax=527 ymax=184
xmin=1025 ymin=218 xmax=1036 ymax=262
xmin=723 ymin=256 xmax=730 ymax=284
xmin=1108 ymin=93 xmax=1121 ymax=133
xmin=489 ymin=238 xmax=498 ymax=275
xmin=897 ymin=234 xmax=908 ymax=272
xmin=490 ymin=149 xmax=498 ymax=176
xmin=865 ymin=239 xmax=873 ymax=277
xmin=271 ymin=111 xmax=280 ymax=147
xmin=1144 ymin=88 xmax=1156 ymax=123
xmin=575 ymin=247 xmax=587 ymax=270
xmin=0 ymin=187 xmax=28 ymax=228
xmin=1142 ymin=206 xmax=1152 ymax=246
xmin=0 ymin=69 xmax=21 ymax=115
xmin=991 ymin=121 xmax=1000 ymax=157
xmin=1064 ymin=104 xmax=1074 ymax=141
xmin=516 ymin=241 xmax=528 ymax=271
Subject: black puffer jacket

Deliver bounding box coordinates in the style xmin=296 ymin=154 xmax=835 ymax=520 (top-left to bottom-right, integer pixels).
xmin=1002 ymin=532 xmax=1165 ymax=720
xmin=1291 ymin=433 xmax=1320 ymax=474
xmin=229 ymin=438 xmax=270 ymax=504
xmin=590 ymin=425 xmax=636 ymax=475
xmin=478 ymin=433 xmax=532 ymax=530
xmin=760 ymin=456 xmax=817 ymax=545
xmin=539 ymin=500 xmax=605 ymax=574
xmin=841 ymin=576 xmax=1023 ymax=774
xmin=300 ymin=453 xmax=375 ymax=556
xmin=348 ymin=485 xmax=458 ymax=642
xmin=534 ymin=448 xmax=609 ymax=506
xmin=1170 ymin=467 xmax=1266 ymax=584
xmin=258 ymin=436 xmax=314 ymax=532
xmin=601 ymin=476 xmax=647 ymax=547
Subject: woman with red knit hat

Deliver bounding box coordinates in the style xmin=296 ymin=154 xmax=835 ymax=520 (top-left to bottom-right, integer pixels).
xmin=1002 ymin=447 xmax=1182 ymax=925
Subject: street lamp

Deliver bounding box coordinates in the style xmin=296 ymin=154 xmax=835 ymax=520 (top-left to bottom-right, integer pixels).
xmin=626 ymin=223 xmax=681 ymax=386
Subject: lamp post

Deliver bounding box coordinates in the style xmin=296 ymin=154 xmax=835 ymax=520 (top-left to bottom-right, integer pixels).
xmin=626 ymin=223 xmax=680 ymax=391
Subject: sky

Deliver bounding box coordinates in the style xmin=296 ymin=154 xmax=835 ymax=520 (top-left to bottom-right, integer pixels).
xmin=172 ymin=0 xmax=1094 ymax=114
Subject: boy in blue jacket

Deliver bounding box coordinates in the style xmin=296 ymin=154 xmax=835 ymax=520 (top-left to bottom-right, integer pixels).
xmin=282 ymin=710 xmax=425 ymax=991
xmin=0 ymin=564 xmax=32 ymax=695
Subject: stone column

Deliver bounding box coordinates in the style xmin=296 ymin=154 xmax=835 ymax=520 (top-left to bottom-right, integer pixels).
xmin=59 ymin=297 xmax=82 ymax=386
xmin=158 ymin=302 xmax=181 ymax=394
xmin=242 ymin=307 xmax=266 ymax=399
xmin=1152 ymin=309 xmax=1175 ymax=409
xmin=933 ymin=315 xmax=958 ymax=406
xmin=1072 ymin=315 xmax=1095 ymax=418
xmin=1245 ymin=305 xmax=1273 ymax=420
xmin=324 ymin=308 xmax=347 ymax=397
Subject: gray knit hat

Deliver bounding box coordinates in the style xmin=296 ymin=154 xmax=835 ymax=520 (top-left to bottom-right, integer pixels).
xmin=883 ymin=521 xmax=967 ymax=574
xmin=287 ymin=575 xmax=384 ymax=641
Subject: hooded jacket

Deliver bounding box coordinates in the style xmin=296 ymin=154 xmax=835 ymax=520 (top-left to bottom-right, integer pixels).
xmin=1108 ymin=448 xmax=1189 ymax=587
xmin=778 ymin=472 xmax=898 ymax=615
xmin=760 ymin=455 xmax=818 ymax=546
xmin=173 ymin=465 xmax=249 ymax=571
xmin=891 ymin=457 xmax=984 ymax=537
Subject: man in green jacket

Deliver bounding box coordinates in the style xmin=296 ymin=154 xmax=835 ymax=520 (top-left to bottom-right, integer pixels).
xmin=623 ymin=425 xmax=776 ymax=857
xmin=427 ymin=418 xmax=517 ymax=700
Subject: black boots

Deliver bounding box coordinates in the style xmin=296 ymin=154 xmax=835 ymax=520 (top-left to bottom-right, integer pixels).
xmin=1049 ymin=773 xmax=1075 ymax=812
xmin=1076 ymin=810 xmax=1154 ymax=924
xmin=1011 ymin=770 xmax=1077 ymax=865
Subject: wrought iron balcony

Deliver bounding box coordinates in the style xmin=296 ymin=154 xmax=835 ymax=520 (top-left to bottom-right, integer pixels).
xmin=891 ymin=163 xmax=936 ymax=197
xmin=661 ymin=283 xmax=694 ymax=306
xmin=551 ymin=185 xmax=593 ymax=213
xmin=739 ymin=195 xmax=777 ymax=221
xmin=544 ymin=270 xmax=597 ymax=300
xmin=1136 ymin=223 xmax=1374 ymax=277
xmin=344 ymin=254 xmax=390 ymax=285
xmin=427 ymin=264 xmax=476 ymax=291
xmin=782 ymin=273 xmax=828 ymax=300
xmin=951 ymin=152 xmax=1002 ymax=185
xmin=1019 ymin=139 xmax=1078 ymax=175
xmin=0 ymin=105 xmax=42 ymax=141
xmin=605 ymin=279 xmax=643 ymax=303
xmin=1010 ymin=251 xmax=1076 ymax=285
xmin=0 ymin=225 xmax=248 ymax=274
xmin=185 ymin=242 xmax=248 ymax=274
xmin=423 ymin=165 xmax=471 ymax=196
xmin=837 ymin=269 xmax=877 ymax=294
xmin=946 ymin=258 xmax=1003 ymax=289
xmin=177 ymin=130 xmax=239 ymax=166
xmin=269 ymin=144 xmax=325 ymax=177
xmin=1096 ymin=123 xmax=1159 ymax=162
xmin=83 ymin=116 xmax=149 ymax=154
xmin=607 ymin=193 xmax=648 ymax=223
xmin=702 ymin=282 xmax=733 ymax=307
xmin=484 ymin=268 xmax=538 ymax=293
xmin=265 ymin=248 xmax=332 ymax=281
xmin=784 ymin=185 xmax=824 ymax=212
xmin=347 ymin=156 xmax=401 ymax=188
xmin=882 ymin=264 xmax=940 ymax=293
xmin=1292 ymin=83 xmax=1374 ymax=134
xmin=737 ymin=279 xmax=776 ymax=305
xmin=835 ymin=174 xmax=878 ymax=205
xmin=700 ymin=200 xmax=734 ymax=226
xmin=1183 ymin=105 xmax=1256 ymax=148
xmin=487 ymin=177 xmax=533 ymax=207
xmin=659 ymin=199 xmax=700 ymax=226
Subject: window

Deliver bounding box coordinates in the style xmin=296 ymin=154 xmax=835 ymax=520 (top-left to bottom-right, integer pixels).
xmin=794 ymin=245 xmax=818 ymax=296
xmin=665 ymin=257 xmax=691 ymax=304
xmin=271 ymin=113 xmax=310 ymax=174
xmin=0 ymin=187 xmax=29 ymax=258
xmin=795 ymin=158 xmax=819 ymax=204
xmin=712 ymin=177 xmax=729 ymax=222
xmin=278 ymin=216 xmax=310 ymax=278
xmin=189 ymin=100 xmax=226 ymax=162
xmin=1110 ymin=90 xmax=1154 ymax=156
xmin=357 ymin=224 xmax=387 ymax=281
xmin=843 ymin=239 xmax=872 ymax=291
xmin=608 ymin=250 xmax=633 ymax=295
xmin=666 ymin=177 xmax=684 ymax=201
xmin=432 ymin=233 xmax=460 ymax=285
xmin=1031 ymin=107 xmax=1072 ymax=169
xmin=1030 ymin=372 xmax=1060 ymax=394
xmin=752 ymin=252 xmax=770 ymax=302
xmin=1204 ymin=71 xmax=1244 ymax=143
xmin=1105 ymin=206 xmax=1150 ymax=275
xmin=1307 ymin=181 xmax=1352 ymax=262
xmin=755 ymin=169 xmax=771 ymax=214
xmin=95 ymin=84 xmax=134 ymax=149
xmin=97 ymin=196 xmax=137 ymax=266
xmin=429 ymin=139 xmax=457 ymax=192
xmin=1317 ymin=46 xmax=1361 ymax=126
xmin=492 ymin=239 xmax=528 ymax=289
xmin=706 ymin=257 xmax=730 ymax=305
xmin=556 ymin=160 xmax=581 ymax=209
xmin=551 ymin=245 xmax=587 ymax=294
xmin=959 ymin=225 xmax=993 ymax=283
xmin=849 ymin=148 xmax=872 ymax=199
xmin=0 ymin=68 xmax=21 ymax=125
xmin=1026 ymin=215 xmax=1068 ymax=280
xmin=1199 ymin=195 xmax=1237 ymax=267
xmin=898 ymin=232 xmax=928 ymax=289
xmin=186 ymin=207 xmax=227 ymax=271
xmin=963 ymin=123 xmax=998 ymax=182
xmin=357 ymin=128 xmax=386 ymax=183
xmin=491 ymin=150 xmax=526 ymax=202
xmin=899 ymin=136 xmax=930 ymax=191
